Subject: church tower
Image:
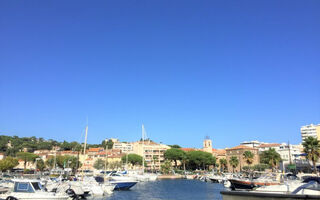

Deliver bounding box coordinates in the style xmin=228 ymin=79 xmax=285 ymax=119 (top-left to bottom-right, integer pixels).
xmin=203 ymin=136 xmax=213 ymax=153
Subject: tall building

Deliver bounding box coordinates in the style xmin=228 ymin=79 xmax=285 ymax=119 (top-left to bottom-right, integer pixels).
xmin=113 ymin=141 xmax=134 ymax=153
xmin=132 ymin=140 xmax=170 ymax=170
xmin=301 ymin=124 xmax=320 ymax=141
xmin=203 ymin=137 xmax=213 ymax=154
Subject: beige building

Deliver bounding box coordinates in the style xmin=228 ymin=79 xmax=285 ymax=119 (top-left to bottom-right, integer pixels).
xmin=132 ymin=140 xmax=170 ymax=170
xmin=113 ymin=141 xmax=134 ymax=153
xmin=301 ymin=124 xmax=320 ymax=142
xmin=80 ymin=148 xmax=123 ymax=170
xmin=226 ymin=145 xmax=259 ymax=172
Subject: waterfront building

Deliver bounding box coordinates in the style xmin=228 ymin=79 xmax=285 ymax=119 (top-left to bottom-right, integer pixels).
xmin=258 ymin=143 xmax=281 ymax=152
xmin=132 ymin=140 xmax=170 ymax=170
xmin=277 ymin=143 xmax=302 ymax=165
xmin=240 ymin=140 xmax=266 ymax=148
xmin=113 ymin=141 xmax=134 ymax=153
xmin=301 ymin=124 xmax=320 ymax=141
xmin=225 ymin=145 xmax=259 ymax=172
xmin=80 ymin=148 xmax=123 ymax=170
xmin=212 ymin=149 xmax=227 ymax=162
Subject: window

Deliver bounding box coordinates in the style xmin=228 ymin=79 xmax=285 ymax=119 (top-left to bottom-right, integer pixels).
xmin=32 ymin=182 xmax=41 ymax=191
xmin=17 ymin=183 xmax=29 ymax=191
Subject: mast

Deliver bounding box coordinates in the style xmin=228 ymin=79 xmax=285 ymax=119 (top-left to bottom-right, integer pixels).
xmin=104 ymin=142 xmax=108 ymax=179
xmin=288 ymin=141 xmax=292 ymax=165
xmin=83 ymin=126 xmax=88 ymax=155
xmin=82 ymin=125 xmax=88 ymax=180
xmin=142 ymin=124 xmax=145 ymax=173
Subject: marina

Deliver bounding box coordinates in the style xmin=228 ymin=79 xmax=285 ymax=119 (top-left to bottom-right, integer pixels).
xmin=0 ymin=171 xmax=320 ymax=200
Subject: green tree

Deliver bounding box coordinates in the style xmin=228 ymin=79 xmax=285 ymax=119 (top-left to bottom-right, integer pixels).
xmin=102 ymin=139 xmax=114 ymax=149
xmin=229 ymin=156 xmax=239 ymax=173
xmin=16 ymin=152 xmax=38 ymax=170
xmin=260 ymin=148 xmax=281 ymax=172
xmin=169 ymin=145 xmax=181 ymax=148
xmin=94 ymin=159 xmax=105 ymax=170
xmin=36 ymin=159 xmax=46 ymax=171
xmin=243 ymin=151 xmax=254 ymax=170
xmin=121 ymin=154 xmax=143 ymax=166
xmin=164 ymin=148 xmax=186 ymax=168
xmin=161 ymin=160 xmax=172 ymax=174
xmin=186 ymin=151 xmax=216 ymax=170
xmin=45 ymin=155 xmax=80 ymax=170
xmin=302 ymin=136 xmax=320 ymax=174
xmin=219 ymin=158 xmax=228 ymax=172
xmin=0 ymin=156 xmax=19 ymax=172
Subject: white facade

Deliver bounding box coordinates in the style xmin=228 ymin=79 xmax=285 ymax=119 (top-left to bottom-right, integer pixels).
xmin=241 ymin=140 xmax=266 ymax=148
xmin=301 ymin=124 xmax=320 ymax=141
xmin=277 ymin=143 xmax=302 ymax=164
xmin=113 ymin=142 xmax=133 ymax=153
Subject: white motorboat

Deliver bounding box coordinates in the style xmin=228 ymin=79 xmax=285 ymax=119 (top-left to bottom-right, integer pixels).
xmin=0 ymin=179 xmax=70 ymax=200
xmin=221 ymin=180 xmax=320 ymax=200
xmin=81 ymin=177 xmax=105 ymax=196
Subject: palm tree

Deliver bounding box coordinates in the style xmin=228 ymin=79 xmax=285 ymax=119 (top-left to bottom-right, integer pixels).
xmin=243 ymin=151 xmax=254 ymax=171
xmin=219 ymin=158 xmax=228 ymax=172
xmin=302 ymin=136 xmax=320 ymax=174
xmin=260 ymin=148 xmax=281 ymax=172
xmin=229 ymin=156 xmax=239 ymax=173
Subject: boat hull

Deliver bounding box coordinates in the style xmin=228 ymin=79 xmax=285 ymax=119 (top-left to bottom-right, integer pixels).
xmin=229 ymin=179 xmax=279 ymax=190
xmin=110 ymin=181 xmax=138 ymax=190
xmin=221 ymin=191 xmax=320 ymax=200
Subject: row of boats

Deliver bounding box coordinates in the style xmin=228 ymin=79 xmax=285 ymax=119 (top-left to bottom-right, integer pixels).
xmin=0 ymin=171 xmax=158 ymax=200
xmin=200 ymin=172 xmax=320 ymax=200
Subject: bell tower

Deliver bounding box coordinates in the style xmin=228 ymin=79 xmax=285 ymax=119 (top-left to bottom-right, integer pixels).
xmin=203 ymin=136 xmax=213 ymax=153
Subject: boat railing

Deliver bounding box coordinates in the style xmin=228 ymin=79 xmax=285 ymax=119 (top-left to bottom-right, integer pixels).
xmin=292 ymin=181 xmax=320 ymax=194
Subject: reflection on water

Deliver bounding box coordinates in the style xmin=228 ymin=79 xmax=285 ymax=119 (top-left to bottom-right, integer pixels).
xmin=92 ymin=179 xmax=225 ymax=200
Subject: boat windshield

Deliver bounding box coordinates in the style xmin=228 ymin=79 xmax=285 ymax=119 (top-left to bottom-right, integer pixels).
xmin=31 ymin=182 xmax=42 ymax=190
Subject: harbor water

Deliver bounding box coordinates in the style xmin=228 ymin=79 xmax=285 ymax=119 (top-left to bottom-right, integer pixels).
xmin=95 ymin=179 xmax=226 ymax=200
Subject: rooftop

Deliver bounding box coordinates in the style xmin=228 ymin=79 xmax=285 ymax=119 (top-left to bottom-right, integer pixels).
xmin=227 ymin=145 xmax=257 ymax=150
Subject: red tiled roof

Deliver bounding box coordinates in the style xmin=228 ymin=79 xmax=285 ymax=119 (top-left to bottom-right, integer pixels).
xmin=181 ymin=148 xmax=198 ymax=152
xmin=213 ymin=149 xmax=226 ymax=155
xmin=88 ymin=148 xmax=104 ymax=152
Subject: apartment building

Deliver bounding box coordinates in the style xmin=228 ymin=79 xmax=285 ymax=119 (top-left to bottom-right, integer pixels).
xmin=132 ymin=140 xmax=170 ymax=170
xmin=258 ymin=143 xmax=281 ymax=152
xmin=301 ymin=124 xmax=320 ymax=141
xmin=113 ymin=141 xmax=134 ymax=153
xmin=277 ymin=143 xmax=302 ymax=165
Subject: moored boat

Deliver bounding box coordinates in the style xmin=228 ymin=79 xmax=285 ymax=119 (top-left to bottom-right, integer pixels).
xmin=0 ymin=179 xmax=70 ymax=200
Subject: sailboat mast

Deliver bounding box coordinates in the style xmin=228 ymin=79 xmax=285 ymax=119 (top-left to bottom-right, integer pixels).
xmin=142 ymin=124 xmax=145 ymax=173
xmin=82 ymin=125 xmax=88 ymax=180
xmin=83 ymin=126 xmax=88 ymax=155
xmin=104 ymin=143 xmax=108 ymax=179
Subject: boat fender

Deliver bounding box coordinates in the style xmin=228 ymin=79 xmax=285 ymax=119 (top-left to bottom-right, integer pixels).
xmin=6 ymin=196 xmax=18 ymax=200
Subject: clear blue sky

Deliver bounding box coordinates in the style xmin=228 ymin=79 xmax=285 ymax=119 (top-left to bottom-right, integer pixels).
xmin=1 ymin=0 xmax=319 ymax=149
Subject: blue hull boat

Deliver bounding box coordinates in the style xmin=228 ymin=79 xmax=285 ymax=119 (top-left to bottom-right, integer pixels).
xmin=110 ymin=181 xmax=138 ymax=190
